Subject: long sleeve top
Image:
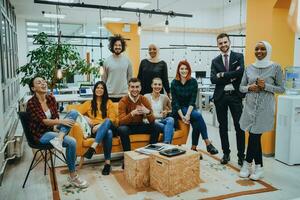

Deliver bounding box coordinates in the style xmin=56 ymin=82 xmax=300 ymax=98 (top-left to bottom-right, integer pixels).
xmin=170 ymin=78 xmax=198 ymax=117
xmin=101 ymin=55 xmax=133 ymax=97
xmin=118 ymin=95 xmax=155 ymax=125
xmin=76 ymin=99 xmax=118 ymax=126
xmin=239 ymin=63 xmax=285 ymax=133
xmin=137 ymin=59 xmax=170 ymax=95
xmin=26 ymin=94 xmax=59 ymax=142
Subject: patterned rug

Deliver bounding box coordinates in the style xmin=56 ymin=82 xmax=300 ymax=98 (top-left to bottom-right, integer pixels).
xmin=50 ymin=150 xmax=277 ymax=200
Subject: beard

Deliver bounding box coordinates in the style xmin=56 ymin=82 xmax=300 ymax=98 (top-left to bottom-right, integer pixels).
xmin=114 ymin=49 xmax=122 ymax=55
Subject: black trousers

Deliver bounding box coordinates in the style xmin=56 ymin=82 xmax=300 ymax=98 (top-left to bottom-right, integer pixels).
xmin=117 ymin=123 xmax=160 ymax=151
xmin=246 ymin=133 xmax=263 ymax=166
xmin=214 ymin=93 xmax=245 ymax=158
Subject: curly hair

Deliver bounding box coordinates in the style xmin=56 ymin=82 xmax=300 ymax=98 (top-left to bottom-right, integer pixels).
xmin=108 ymin=34 xmax=126 ymax=53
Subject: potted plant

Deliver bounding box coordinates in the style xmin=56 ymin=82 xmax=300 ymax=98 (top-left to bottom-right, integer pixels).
xmin=17 ymin=32 xmax=100 ymax=91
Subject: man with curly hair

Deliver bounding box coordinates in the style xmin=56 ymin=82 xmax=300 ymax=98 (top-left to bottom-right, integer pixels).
xmin=102 ymin=34 xmax=133 ymax=102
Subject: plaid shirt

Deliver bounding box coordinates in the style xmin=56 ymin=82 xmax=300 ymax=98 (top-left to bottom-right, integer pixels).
xmin=170 ymin=78 xmax=198 ymax=117
xmin=26 ymin=94 xmax=59 ymax=142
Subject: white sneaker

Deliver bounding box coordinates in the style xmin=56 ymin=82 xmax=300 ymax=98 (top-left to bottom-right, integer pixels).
xmin=249 ymin=165 xmax=264 ymax=180
xmin=49 ymin=137 xmax=63 ymax=152
xmin=239 ymin=161 xmax=252 ymax=178
xmin=68 ymin=174 xmax=88 ymax=189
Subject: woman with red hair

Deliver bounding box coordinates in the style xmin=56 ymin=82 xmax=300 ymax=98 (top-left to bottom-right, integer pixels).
xmin=171 ymin=60 xmax=218 ymax=158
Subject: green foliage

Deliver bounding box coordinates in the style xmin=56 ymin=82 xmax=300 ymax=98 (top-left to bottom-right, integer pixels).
xmin=17 ymin=32 xmax=100 ymax=89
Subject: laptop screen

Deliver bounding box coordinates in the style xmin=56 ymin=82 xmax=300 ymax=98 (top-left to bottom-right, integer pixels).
xmin=79 ymin=84 xmax=93 ymax=96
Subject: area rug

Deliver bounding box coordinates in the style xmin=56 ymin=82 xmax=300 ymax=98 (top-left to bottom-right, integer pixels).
xmin=50 ymin=150 xmax=277 ymax=200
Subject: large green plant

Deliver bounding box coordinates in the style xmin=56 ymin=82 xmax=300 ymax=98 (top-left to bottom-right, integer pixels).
xmin=17 ymin=32 xmax=99 ymax=90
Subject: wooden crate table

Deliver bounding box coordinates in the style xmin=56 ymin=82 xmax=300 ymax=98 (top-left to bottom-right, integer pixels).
xmin=124 ymin=151 xmax=150 ymax=188
xmin=149 ymin=148 xmax=200 ymax=196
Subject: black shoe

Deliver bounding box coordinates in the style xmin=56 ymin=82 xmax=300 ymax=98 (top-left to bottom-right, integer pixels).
xmin=238 ymin=157 xmax=244 ymax=166
xmin=83 ymin=147 xmax=96 ymax=159
xmin=220 ymin=154 xmax=230 ymax=164
xmin=102 ymin=164 xmax=111 ymax=175
xmin=207 ymin=144 xmax=218 ymax=155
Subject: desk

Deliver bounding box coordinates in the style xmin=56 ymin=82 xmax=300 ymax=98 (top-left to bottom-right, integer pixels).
xmin=196 ymin=85 xmax=215 ymax=109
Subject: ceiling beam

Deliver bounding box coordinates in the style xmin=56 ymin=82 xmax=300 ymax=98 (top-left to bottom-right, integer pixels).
xmin=33 ymin=0 xmax=193 ymax=18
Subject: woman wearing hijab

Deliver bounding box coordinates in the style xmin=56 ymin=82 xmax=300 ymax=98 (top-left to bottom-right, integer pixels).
xmin=137 ymin=44 xmax=170 ymax=96
xmin=239 ymin=41 xmax=285 ymax=180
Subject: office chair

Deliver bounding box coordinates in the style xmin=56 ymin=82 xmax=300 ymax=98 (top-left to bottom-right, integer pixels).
xmin=18 ymin=112 xmax=66 ymax=189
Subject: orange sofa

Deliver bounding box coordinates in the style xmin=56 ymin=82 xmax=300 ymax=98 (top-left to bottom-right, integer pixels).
xmin=67 ymin=103 xmax=190 ymax=168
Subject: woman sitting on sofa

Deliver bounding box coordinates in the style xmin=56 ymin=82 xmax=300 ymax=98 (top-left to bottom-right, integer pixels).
xmin=77 ymin=81 xmax=117 ymax=175
xmin=145 ymin=77 xmax=174 ymax=144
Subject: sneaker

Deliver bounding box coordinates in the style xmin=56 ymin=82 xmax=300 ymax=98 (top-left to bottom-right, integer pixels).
xmin=68 ymin=174 xmax=88 ymax=189
xmin=83 ymin=147 xmax=96 ymax=159
xmin=102 ymin=164 xmax=111 ymax=175
xmin=206 ymin=144 xmax=218 ymax=155
xmin=49 ymin=137 xmax=63 ymax=152
xmin=249 ymin=165 xmax=264 ymax=181
xmin=239 ymin=161 xmax=252 ymax=178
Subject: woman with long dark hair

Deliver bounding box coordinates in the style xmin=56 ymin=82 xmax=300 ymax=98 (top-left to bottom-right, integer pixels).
xmin=171 ymin=60 xmax=218 ymax=158
xmin=77 ymin=81 xmax=117 ymax=175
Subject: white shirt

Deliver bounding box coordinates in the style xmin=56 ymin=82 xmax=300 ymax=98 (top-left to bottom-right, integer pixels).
xmin=150 ymin=95 xmax=163 ymax=119
xmin=221 ymin=50 xmax=234 ymax=91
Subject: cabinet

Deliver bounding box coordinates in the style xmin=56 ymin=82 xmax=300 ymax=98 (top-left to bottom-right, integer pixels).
xmin=275 ymin=95 xmax=300 ymax=165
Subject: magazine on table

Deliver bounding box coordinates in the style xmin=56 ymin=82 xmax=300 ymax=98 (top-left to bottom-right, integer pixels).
xmin=135 ymin=143 xmax=175 ymax=155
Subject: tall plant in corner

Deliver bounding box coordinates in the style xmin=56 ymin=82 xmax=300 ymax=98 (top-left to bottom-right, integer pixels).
xmin=17 ymin=32 xmax=99 ymax=91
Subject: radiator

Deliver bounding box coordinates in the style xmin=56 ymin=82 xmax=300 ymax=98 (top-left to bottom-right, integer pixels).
xmin=0 ymin=114 xmax=24 ymax=185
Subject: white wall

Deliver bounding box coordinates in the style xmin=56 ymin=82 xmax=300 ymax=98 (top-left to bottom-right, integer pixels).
xmin=16 ymin=16 xmax=30 ymax=97
xmin=294 ymin=34 xmax=300 ymax=66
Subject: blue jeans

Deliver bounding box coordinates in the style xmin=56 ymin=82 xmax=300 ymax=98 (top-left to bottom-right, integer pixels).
xmin=39 ymin=110 xmax=79 ymax=172
xmin=93 ymin=119 xmax=113 ymax=160
xmin=155 ymin=117 xmax=174 ymax=143
xmin=181 ymin=107 xmax=208 ymax=146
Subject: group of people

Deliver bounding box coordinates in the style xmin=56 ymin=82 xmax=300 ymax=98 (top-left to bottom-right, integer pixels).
xmin=25 ymin=32 xmax=284 ymax=189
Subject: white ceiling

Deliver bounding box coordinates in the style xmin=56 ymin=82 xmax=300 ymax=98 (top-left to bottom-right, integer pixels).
xmin=11 ymin=0 xmax=242 ymax=27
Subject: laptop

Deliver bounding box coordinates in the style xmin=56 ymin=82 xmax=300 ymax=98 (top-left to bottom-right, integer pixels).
xmin=79 ymin=84 xmax=93 ymax=97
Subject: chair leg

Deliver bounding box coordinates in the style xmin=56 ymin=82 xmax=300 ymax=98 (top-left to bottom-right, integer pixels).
xmin=44 ymin=150 xmax=48 ymax=176
xmin=22 ymin=150 xmax=39 ymax=188
xmin=78 ymin=156 xmax=84 ymax=169
xmin=49 ymin=150 xmax=57 ymax=191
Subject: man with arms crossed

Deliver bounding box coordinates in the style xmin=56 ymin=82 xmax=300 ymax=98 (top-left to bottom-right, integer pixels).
xmin=210 ymin=33 xmax=245 ymax=166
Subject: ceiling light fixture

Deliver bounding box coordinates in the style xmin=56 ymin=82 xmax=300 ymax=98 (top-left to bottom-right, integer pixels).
xmin=165 ymin=16 xmax=169 ymax=33
xmin=102 ymin=17 xmax=122 ymax=22
xmin=121 ymin=2 xmax=150 ymax=9
xmin=26 ymin=22 xmax=39 ymax=26
xmin=137 ymin=13 xmax=142 ymax=35
xmin=45 ymin=0 xmax=74 ymax=2
xmin=27 ymin=28 xmax=39 ymax=31
xmin=42 ymin=11 xmax=66 ymax=19
xmin=34 ymin=0 xmax=192 ymax=18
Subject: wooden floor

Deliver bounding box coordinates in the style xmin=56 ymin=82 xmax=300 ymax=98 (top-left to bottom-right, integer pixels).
xmin=1 ymin=110 xmax=300 ymax=200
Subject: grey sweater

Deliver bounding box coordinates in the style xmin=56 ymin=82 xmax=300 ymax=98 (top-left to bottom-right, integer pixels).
xmin=102 ymin=54 xmax=133 ymax=97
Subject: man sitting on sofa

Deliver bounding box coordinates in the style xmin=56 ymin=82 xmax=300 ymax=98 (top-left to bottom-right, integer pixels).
xmin=118 ymin=78 xmax=160 ymax=155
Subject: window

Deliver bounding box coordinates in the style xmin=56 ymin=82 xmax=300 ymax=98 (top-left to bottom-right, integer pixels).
xmin=1 ymin=14 xmax=6 ymax=83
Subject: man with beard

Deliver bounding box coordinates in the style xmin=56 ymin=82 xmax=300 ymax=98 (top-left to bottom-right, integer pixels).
xmin=210 ymin=33 xmax=245 ymax=166
xmin=118 ymin=78 xmax=160 ymax=169
xmin=102 ymin=34 xmax=133 ymax=102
